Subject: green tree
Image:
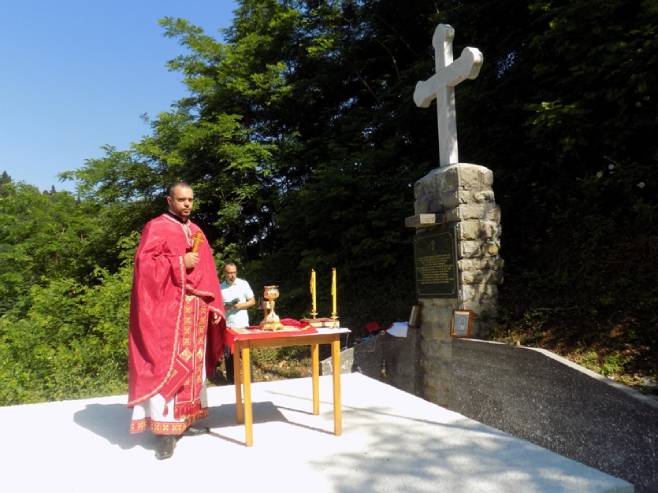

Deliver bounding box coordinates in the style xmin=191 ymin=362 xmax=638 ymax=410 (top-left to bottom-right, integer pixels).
xmin=62 ymin=0 xmax=658 ymax=351
xmin=0 ymin=256 xmax=133 ymax=404
xmin=0 ymin=181 xmax=108 ymax=314
xmin=0 ymin=180 xmax=138 ymax=404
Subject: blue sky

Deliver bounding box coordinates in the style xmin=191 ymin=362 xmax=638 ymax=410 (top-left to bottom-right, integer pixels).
xmin=0 ymin=0 xmax=238 ymax=192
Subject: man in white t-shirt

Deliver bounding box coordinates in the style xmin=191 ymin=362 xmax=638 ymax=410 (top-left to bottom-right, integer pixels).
xmin=220 ymin=263 xmax=255 ymax=382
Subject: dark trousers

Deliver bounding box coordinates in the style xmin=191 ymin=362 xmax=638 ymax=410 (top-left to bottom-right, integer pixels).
xmin=224 ymin=352 xmax=234 ymax=384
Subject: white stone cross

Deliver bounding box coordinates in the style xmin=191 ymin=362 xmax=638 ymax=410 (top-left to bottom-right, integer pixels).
xmin=414 ymin=24 xmax=483 ymax=168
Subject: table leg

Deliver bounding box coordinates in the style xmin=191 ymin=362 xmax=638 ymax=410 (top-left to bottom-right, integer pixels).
xmin=331 ymin=338 xmax=342 ymax=436
xmin=234 ymin=345 xmax=243 ymax=423
xmin=311 ymin=343 xmax=319 ymax=415
xmin=242 ymin=346 xmax=253 ymax=447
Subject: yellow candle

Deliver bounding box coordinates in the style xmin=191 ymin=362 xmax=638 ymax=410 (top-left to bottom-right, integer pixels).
xmin=310 ymin=269 xmax=317 ymax=316
xmin=331 ymin=268 xmax=337 ymax=317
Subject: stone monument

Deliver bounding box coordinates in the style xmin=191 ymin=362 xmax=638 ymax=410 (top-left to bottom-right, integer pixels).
xmin=406 ymin=24 xmax=503 ymax=406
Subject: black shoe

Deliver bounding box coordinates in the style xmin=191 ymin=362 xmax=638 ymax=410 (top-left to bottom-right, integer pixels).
xmin=182 ymin=425 xmax=210 ymax=436
xmin=208 ymin=369 xmax=227 ymax=386
xmin=155 ymin=435 xmax=177 ymax=460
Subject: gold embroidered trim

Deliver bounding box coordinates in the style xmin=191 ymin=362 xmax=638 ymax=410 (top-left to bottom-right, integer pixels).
xmin=180 ymin=348 xmax=193 ymax=362
xmin=128 ymin=255 xmax=186 ymax=406
xmin=129 ymin=408 xmax=208 ymax=435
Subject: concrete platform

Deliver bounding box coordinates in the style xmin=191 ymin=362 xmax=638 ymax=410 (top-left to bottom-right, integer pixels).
xmin=0 ymin=373 xmax=633 ymax=492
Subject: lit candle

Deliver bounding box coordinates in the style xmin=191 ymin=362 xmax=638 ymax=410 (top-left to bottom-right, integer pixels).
xmin=331 ymin=268 xmax=337 ymax=318
xmin=310 ymin=269 xmax=317 ymax=317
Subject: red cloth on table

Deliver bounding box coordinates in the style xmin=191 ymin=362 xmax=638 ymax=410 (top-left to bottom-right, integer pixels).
xmin=127 ymin=213 xmax=225 ymax=408
xmin=224 ymin=318 xmax=316 ymax=352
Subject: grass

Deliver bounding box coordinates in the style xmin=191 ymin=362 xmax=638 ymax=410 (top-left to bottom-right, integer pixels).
xmin=211 ymin=346 xmax=313 ymax=385
xmin=490 ymin=308 xmax=658 ymax=394
xmin=252 ymin=347 xmax=313 ymax=380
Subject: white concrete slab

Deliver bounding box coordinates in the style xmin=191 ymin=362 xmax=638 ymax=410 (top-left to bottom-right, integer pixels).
xmin=0 ymin=373 xmax=632 ymax=493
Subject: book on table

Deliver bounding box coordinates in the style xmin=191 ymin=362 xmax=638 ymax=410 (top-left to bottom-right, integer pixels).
xmin=300 ymin=317 xmax=339 ymax=328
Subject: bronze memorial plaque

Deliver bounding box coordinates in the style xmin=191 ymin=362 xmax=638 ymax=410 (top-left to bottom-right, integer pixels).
xmin=414 ymin=228 xmax=458 ymax=298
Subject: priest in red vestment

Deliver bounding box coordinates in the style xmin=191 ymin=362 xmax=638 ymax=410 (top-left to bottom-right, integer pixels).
xmin=127 ymin=182 xmax=225 ymax=459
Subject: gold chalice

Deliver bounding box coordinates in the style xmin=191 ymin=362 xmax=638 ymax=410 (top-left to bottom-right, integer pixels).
xmin=260 ymin=285 xmax=284 ymax=331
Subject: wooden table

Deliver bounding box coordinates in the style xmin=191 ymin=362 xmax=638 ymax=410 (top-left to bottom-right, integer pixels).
xmin=228 ymin=327 xmax=350 ymax=446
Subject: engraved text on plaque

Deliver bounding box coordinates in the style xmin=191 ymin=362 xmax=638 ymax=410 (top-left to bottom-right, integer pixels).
xmin=414 ymin=229 xmax=458 ymax=298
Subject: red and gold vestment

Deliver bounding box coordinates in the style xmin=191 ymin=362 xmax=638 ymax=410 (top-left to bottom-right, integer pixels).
xmin=127 ymin=213 xmax=225 ymax=435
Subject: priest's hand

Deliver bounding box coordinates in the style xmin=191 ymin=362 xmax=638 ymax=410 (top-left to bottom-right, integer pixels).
xmin=184 ymin=252 xmax=199 ymax=269
xmin=211 ymin=311 xmax=222 ymax=324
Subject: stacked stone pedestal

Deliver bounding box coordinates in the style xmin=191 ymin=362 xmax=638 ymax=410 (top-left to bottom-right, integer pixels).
xmin=414 ymin=163 xmax=502 ymax=406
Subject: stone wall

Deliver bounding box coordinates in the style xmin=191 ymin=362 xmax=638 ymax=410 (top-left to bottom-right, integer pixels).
xmin=413 ymin=162 xmax=502 ymax=406
xmin=320 ymin=329 xmax=422 ymax=396
xmin=449 ymin=338 xmax=658 ymax=493
xmin=414 ymin=163 xmax=503 ymax=338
